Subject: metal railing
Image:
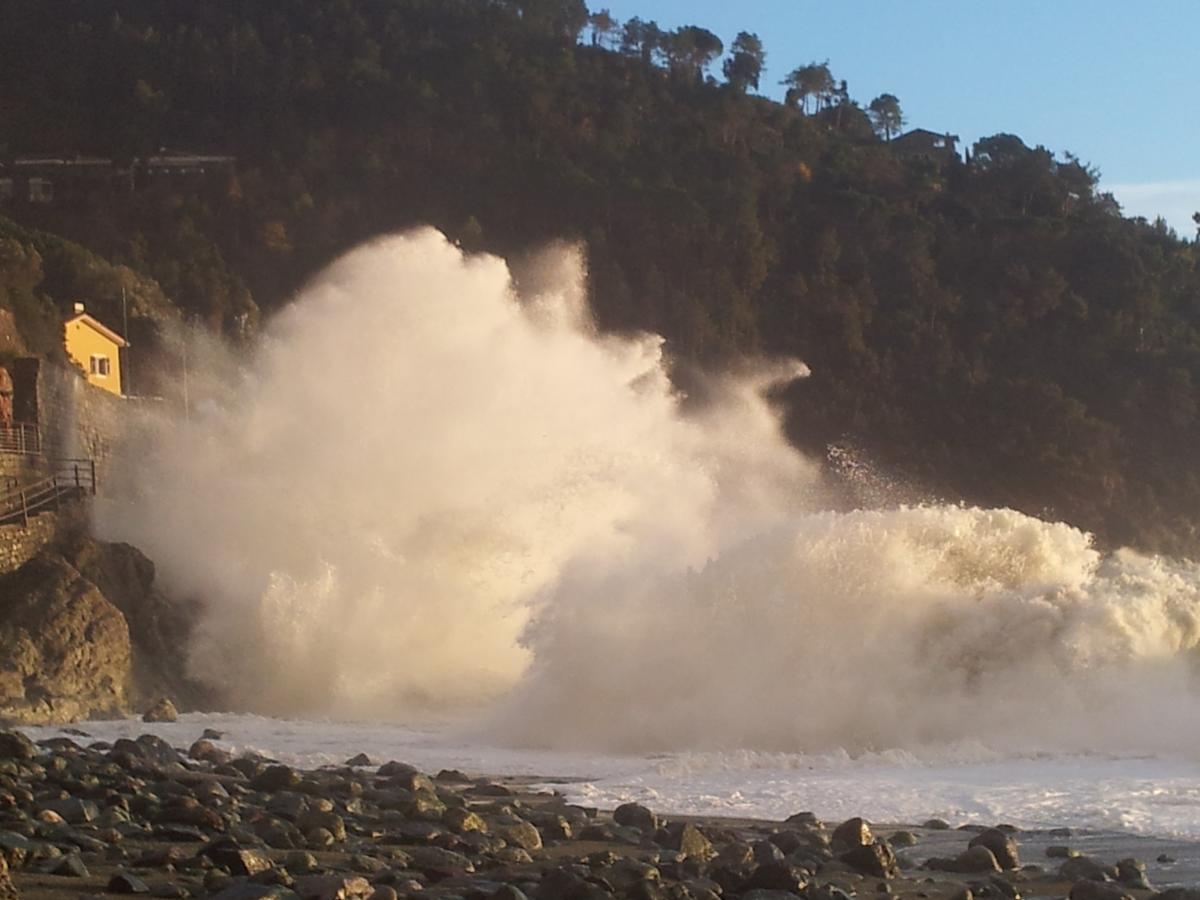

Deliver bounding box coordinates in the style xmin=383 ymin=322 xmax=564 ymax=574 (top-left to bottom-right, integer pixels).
xmin=0 ymin=422 xmax=43 ymax=455
xmin=0 ymin=458 xmax=96 ymax=527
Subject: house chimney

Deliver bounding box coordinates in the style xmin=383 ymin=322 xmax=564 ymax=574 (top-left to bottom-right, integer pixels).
xmin=73 ymin=302 xmax=85 ymax=314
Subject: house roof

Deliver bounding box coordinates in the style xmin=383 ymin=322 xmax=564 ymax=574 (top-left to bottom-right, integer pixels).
xmin=65 ymin=312 xmax=128 ymax=347
xmin=894 ymin=128 xmax=961 ymax=143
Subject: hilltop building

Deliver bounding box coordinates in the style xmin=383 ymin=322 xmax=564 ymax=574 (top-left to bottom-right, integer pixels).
xmin=63 ymin=303 xmax=126 ymax=397
xmin=0 ymin=151 xmax=235 ymax=208
xmin=891 ymin=129 xmax=961 ymax=163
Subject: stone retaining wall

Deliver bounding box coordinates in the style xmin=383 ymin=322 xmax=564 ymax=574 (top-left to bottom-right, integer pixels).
xmin=0 ymin=358 xmax=135 ymax=573
xmin=0 ymin=504 xmax=88 ymax=575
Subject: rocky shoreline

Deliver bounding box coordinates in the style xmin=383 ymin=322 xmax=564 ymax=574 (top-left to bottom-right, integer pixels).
xmin=0 ymin=727 xmax=1196 ymax=900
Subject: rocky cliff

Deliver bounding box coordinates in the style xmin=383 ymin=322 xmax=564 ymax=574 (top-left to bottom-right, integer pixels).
xmin=0 ymin=553 xmax=129 ymax=724
xmin=0 ymin=535 xmax=211 ymax=725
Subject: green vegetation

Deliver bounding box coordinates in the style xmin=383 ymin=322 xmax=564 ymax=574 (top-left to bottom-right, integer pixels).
xmin=0 ymin=0 xmax=1198 ymax=553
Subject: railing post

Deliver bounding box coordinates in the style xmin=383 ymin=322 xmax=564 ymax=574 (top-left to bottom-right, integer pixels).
xmin=91 ymin=459 xmax=97 ymax=494
xmin=20 ymin=490 xmax=27 ymax=528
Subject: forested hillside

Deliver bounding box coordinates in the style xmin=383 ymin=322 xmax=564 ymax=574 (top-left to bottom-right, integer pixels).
xmin=1 ymin=0 xmax=1198 ymax=552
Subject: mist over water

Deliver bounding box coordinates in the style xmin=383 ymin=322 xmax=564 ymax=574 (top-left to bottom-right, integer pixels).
xmin=101 ymin=228 xmax=1200 ymax=756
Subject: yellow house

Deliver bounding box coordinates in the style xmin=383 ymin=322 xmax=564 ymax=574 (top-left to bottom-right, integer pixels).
xmin=64 ymin=303 xmax=126 ymax=396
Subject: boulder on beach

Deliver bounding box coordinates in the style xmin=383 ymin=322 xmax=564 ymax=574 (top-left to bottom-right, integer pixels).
xmin=613 ymin=802 xmax=658 ymax=832
xmin=969 ymin=828 xmax=1020 ymax=870
xmin=0 ymin=731 xmax=36 ymax=761
xmin=831 ymin=816 xmax=872 ymax=848
xmin=842 ymin=841 xmax=898 ymax=878
xmin=142 ymin=696 xmax=178 ymax=722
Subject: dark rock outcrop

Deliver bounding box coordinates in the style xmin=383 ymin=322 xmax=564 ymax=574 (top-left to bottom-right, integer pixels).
xmin=59 ymin=535 xmax=211 ymax=710
xmin=0 ymin=553 xmax=130 ymax=724
xmin=0 ymin=535 xmax=213 ymax=725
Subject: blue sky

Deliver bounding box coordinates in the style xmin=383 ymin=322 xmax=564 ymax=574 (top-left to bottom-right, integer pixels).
xmin=595 ymin=0 xmax=1199 ymax=236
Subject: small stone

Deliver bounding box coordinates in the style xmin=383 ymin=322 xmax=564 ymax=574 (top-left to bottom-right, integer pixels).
xmin=661 ymin=823 xmax=715 ymax=861
xmin=188 ymin=740 xmax=230 ymax=765
xmin=293 ymin=874 xmax=373 ymax=900
xmin=842 ymin=842 xmax=898 ymax=879
xmin=305 ymin=828 xmax=335 ymax=848
xmin=785 ymin=811 xmax=821 ymax=827
xmin=284 ymin=851 xmax=319 ymax=874
xmin=375 ymin=760 xmax=418 ymax=777
xmin=297 ymin=811 xmax=345 ymax=843
xmin=1157 ymin=854 xmax=1176 ymax=864
xmin=469 ymin=782 xmax=514 ymax=797
xmin=1116 ymin=858 xmax=1151 ymax=890
xmin=744 ymin=860 xmax=808 ymax=893
xmin=0 ymin=732 xmax=36 ymax=761
xmin=923 ymin=819 xmax=952 ymax=830
xmin=832 ymin=817 xmax=873 ymax=848
xmin=211 ymin=886 xmax=297 ymax=900
xmin=51 ymin=854 xmax=90 ymax=877
xmin=344 ymin=753 xmax=371 ymax=767
xmin=1069 ymin=882 xmax=1134 ymax=900
xmin=252 ymin=765 xmax=301 ymax=792
xmin=41 ymin=798 xmax=99 ymax=824
xmin=956 ymin=847 xmax=1002 ymax=873
xmin=752 ymin=841 xmax=785 ymax=865
xmin=613 ymin=802 xmax=658 ymax=832
xmin=889 ymin=831 xmax=919 ymax=847
xmin=984 ymin=874 xmax=1020 ymax=900
xmin=1060 ymin=856 xmax=1118 ymax=883
xmin=926 ymin=845 xmax=1000 ymax=874
xmin=1047 ymin=846 xmax=1080 ymax=859
xmin=143 ymin=698 xmax=179 ymax=723
xmin=492 ymin=817 xmax=542 ymax=851
xmin=109 ymin=873 xmax=152 ymax=894
xmin=211 ymin=847 xmax=272 ymax=877
xmin=969 ymin=829 xmax=1020 ymax=869
xmin=443 ymin=807 xmax=488 ymax=834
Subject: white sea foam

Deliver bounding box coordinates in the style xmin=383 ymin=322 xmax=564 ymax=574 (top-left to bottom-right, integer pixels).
xmin=98 ymin=228 xmax=1200 ymax=760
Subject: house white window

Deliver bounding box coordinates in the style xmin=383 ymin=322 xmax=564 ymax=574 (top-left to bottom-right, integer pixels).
xmin=90 ymin=355 xmax=111 ymax=377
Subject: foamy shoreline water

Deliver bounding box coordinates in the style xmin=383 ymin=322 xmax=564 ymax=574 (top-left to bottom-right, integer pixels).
xmin=22 ymin=714 xmax=1200 ymax=845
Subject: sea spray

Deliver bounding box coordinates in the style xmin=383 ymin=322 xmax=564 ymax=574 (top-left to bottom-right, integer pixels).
xmin=98 ymin=228 xmax=1200 ymax=754
xmin=502 ymin=506 xmax=1200 ymax=753
xmin=98 ymin=228 xmax=818 ymax=717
